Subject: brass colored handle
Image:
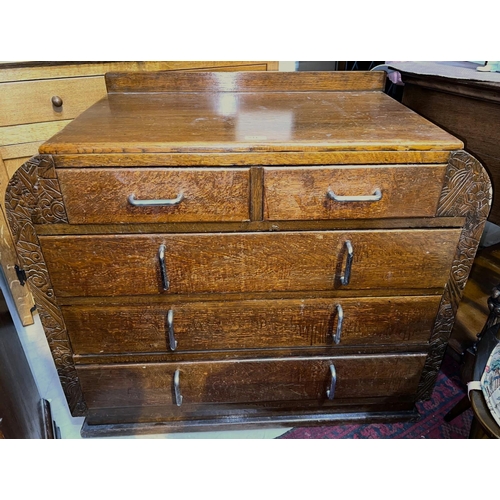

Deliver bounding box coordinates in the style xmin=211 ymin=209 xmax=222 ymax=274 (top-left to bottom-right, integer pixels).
xmin=333 ymin=304 xmax=344 ymax=344
xmin=51 ymin=95 xmax=63 ymax=107
xmin=174 ymin=369 xmax=183 ymax=406
xmin=158 ymin=244 xmax=169 ymax=291
xmin=327 ymin=188 xmax=382 ymax=202
xmin=167 ymin=309 xmax=177 ymax=351
xmin=340 ymin=240 xmax=353 ymax=286
xmin=128 ymin=193 xmax=184 ymax=206
xmin=326 ymin=364 xmax=337 ymax=400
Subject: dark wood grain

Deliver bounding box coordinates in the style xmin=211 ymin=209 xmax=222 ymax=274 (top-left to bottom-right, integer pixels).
xmin=57 ymin=167 xmax=251 ymax=223
xmin=400 ymin=70 xmax=500 ymax=224
xmin=62 ymin=296 xmax=441 ymax=355
xmin=77 ymin=353 xmax=426 ymax=409
xmin=38 ymin=229 xmax=461 ymax=297
xmin=104 ymin=71 xmax=387 ymax=93
xmin=264 ymin=164 xmax=447 ymax=220
xmin=51 ymin=151 xmax=454 ymax=167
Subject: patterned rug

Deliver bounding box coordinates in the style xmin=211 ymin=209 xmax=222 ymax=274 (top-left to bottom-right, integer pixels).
xmin=278 ymin=353 xmax=473 ymax=439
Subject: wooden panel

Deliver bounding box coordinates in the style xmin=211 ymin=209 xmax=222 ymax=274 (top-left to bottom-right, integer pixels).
xmin=0 ymin=77 xmax=106 ymax=127
xmin=264 ymin=165 xmax=447 ymax=220
xmin=0 ymin=142 xmax=43 ymax=161
xmin=51 ymin=151 xmax=454 ymax=168
xmin=0 ymin=120 xmax=71 ymax=147
xmin=0 ymin=61 xmax=279 ymax=83
xmin=105 ymin=71 xmax=386 ymax=93
xmin=4 ymin=157 xmax=30 ymax=178
xmin=57 ymin=168 xmax=251 ymax=223
xmin=63 ymin=296 xmax=441 ymax=355
xmin=77 ymin=353 xmax=427 ymax=408
xmin=38 ymin=229 xmax=461 ymax=297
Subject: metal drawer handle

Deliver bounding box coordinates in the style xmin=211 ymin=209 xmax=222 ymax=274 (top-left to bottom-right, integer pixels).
xmin=51 ymin=95 xmax=63 ymax=107
xmin=128 ymin=193 xmax=184 ymax=206
xmin=327 ymin=188 xmax=382 ymax=203
xmin=326 ymin=364 xmax=337 ymax=400
xmin=174 ymin=369 xmax=183 ymax=406
xmin=333 ymin=304 xmax=344 ymax=344
xmin=167 ymin=309 xmax=177 ymax=351
xmin=158 ymin=244 xmax=169 ymax=291
xmin=340 ymin=240 xmax=353 ymax=286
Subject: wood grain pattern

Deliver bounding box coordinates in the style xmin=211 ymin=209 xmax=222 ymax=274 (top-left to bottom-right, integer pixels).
xmin=0 ymin=61 xmax=279 ymax=83
xmin=39 ymin=91 xmax=462 ymax=156
xmin=57 ymin=167 xmax=251 ymax=223
xmin=0 ymin=77 xmax=107 ymax=127
xmin=77 ymin=353 xmax=426 ymax=409
xmin=264 ymin=165 xmax=447 ymax=220
xmin=51 ymin=151 xmax=454 ymax=167
xmin=62 ymin=296 xmax=441 ymax=355
xmin=105 ymin=71 xmax=386 ymax=93
xmin=38 ymin=229 xmax=461 ymax=298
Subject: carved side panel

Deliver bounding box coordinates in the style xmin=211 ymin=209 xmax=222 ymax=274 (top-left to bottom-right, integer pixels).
xmin=4 ymin=155 xmax=87 ymax=416
xmin=417 ymin=151 xmax=493 ymax=399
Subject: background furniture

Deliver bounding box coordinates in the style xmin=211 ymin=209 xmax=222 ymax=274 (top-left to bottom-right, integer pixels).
xmin=0 ymin=61 xmax=279 ymax=326
xmin=391 ymin=61 xmax=500 ymax=355
xmin=5 ymin=70 xmax=491 ymax=437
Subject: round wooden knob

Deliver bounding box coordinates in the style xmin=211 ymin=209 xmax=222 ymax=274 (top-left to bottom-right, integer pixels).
xmin=51 ymin=95 xmax=63 ymax=107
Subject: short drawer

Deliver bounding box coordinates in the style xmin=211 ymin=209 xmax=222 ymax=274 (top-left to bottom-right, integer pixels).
xmin=0 ymin=77 xmax=106 ymax=127
xmin=63 ymin=296 xmax=441 ymax=355
xmin=77 ymin=353 xmax=427 ymax=409
xmin=39 ymin=229 xmax=461 ymax=297
xmin=56 ymin=168 xmax=251 ymax=223
xmin=263 ymin=165 xmax=447 ymax=220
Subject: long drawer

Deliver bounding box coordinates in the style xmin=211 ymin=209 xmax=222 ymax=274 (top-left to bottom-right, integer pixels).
xmin=76 ymin=353 xmax=427 ymax=409
xmin=39 ymin=229 xmax=461 ymax=297
xmin=57 ymin=168 xmax=251 ymax=223
xmin=63 ymin=296 xmax=441 ymax=354
xmin=263 ymin=165 xmax=447 ymax=220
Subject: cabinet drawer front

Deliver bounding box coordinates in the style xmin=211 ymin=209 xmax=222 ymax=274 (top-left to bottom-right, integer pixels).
xmin=263 ymin=165 xmax=446 ymax=220
xmin=39 ymin=229 xmax=460 ymax=297
xmin=63 ymin=296 xmax=440 ymax=354
xmin=57 ymin=168 xmax=250 ymax=223
xmin=0 ymin=77 xmax=106 ymax=127
xmin=77 ymin=353 xmax=426 ymax=408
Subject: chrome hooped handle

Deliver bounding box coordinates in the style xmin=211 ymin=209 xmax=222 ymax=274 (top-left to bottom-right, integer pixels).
xmin=167 ymin=309 xmax=177 ymax=351
xmin=333 ymin=304 xmax=344 ymax=344
xmin=128 ymin=193 xmax=184 ymax=206
xmin=327 ymin=188 xmax=382 ymax=203
xmin=340 ymin=240 xmax=353 ymax=286
xmin=158 ymin=244 xmax=169 ymax=291
xmin=326 ymin=364 xmax=337 ymax=400
xmin=173 ymin=369 xmax=183 ymax=406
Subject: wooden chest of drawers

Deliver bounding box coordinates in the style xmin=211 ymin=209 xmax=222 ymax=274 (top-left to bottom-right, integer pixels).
xmin=5 ymin=71 xmax=492 ymax=437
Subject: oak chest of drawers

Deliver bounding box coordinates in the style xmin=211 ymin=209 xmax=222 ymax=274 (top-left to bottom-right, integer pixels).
xmin=5 ymin=71 xmax=492 ymax=437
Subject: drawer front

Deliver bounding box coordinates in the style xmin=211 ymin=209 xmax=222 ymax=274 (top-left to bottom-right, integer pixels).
xmin=57 ymin=168 xmax=251 ymax=223
xmin=0 ymin=77 xmax=106 ymax=127
xmin=63 ymin=296 xmax=440 ymax=355
xmin=263 ymin=165 xmax=447 ymax=220
xmin=77 ymin=353 xmax=427 ymax=409
xmin=39 ymin=229 xmax=461 ymax=297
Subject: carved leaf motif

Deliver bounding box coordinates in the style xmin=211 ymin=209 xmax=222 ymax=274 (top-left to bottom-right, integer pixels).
xmin=418 ymin=151 xmax=492 ymax=400
xmin=4 ymin=156 xmax=86 ymax=416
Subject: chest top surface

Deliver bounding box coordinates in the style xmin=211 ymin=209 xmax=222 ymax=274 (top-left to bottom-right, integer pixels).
xmin=39 ymin=71 xmax=463 ymax=157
